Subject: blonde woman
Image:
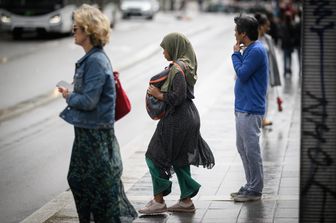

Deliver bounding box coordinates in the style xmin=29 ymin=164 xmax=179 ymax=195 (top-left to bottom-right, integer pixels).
xmin=58 ymin=4 xmax=137 ymax=222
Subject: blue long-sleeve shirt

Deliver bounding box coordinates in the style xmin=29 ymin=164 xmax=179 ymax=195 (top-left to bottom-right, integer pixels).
xmin=231 ymin=41 xmax=268 ymax=115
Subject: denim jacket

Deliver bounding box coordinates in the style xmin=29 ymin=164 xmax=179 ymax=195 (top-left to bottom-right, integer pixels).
xmin=60 ymin=47 xmax=116 ymax=129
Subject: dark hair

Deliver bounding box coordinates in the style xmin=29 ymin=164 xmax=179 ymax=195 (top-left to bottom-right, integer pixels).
xmin=254 ymin=13 xmax=268 ymax=27
xmin=234 ymin=15 xmax=259 ymax=41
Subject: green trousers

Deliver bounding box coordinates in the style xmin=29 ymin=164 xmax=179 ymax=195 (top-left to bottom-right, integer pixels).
xmin=146 ymin=158 xmax=201 ymax=199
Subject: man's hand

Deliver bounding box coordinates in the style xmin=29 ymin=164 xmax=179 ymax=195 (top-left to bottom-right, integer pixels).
xmin=233 ymin=41 xmax=242 ymax=52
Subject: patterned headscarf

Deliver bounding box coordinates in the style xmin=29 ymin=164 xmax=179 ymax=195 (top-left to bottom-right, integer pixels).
xmin=160 ymin=32 xmax=198 ymax=92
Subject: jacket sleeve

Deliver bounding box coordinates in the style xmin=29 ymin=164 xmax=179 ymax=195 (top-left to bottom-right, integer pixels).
xmin=232 ymin=48 xmax=264 ymax=82
xmin=66 ymin=58 xmax=106 ymax=111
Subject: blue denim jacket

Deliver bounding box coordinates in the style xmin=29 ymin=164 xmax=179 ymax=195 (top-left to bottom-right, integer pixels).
xmin=60 ymin=47 xmax=116 ymax=129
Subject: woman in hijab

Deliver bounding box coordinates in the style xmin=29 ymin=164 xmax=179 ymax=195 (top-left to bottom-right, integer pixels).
xmin=139 ymin=32 xmax=215 ymax=214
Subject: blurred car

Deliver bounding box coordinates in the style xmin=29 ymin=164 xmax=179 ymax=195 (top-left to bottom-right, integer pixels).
xmin=121 ymin=0 xmax=159 ymax=20
xmin=0 ymin=0 xmax=119 ymax=39
xmin=206 ymin=0 xmax=271 ymax=14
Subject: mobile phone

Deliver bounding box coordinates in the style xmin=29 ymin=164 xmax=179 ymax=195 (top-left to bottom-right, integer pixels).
xmin=56 ymin=80 xmax=73 ymax=91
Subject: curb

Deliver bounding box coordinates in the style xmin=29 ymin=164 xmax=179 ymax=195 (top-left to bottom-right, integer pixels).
xmin=0 ymin=90 xmax=59 ymax=123
xmin=21 ymin=191 xmax=72 ymax=223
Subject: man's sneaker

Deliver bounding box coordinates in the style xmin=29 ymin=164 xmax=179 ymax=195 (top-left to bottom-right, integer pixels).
xmin=167 ymin=200 xmax=195 ymax=213
xmin=233 ymin=190 xmax=262 ymax=202
xmin=138 ymin=200 xmax=167 ymax=214
xmin=230 ymin=186 xmax=246 ymax=198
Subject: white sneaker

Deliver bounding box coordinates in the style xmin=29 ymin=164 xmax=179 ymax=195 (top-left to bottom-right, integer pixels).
xmin=138 ymin=199 xmax=167 ymax=214
xmin=167 ymin=200 xmax=195 ymax=213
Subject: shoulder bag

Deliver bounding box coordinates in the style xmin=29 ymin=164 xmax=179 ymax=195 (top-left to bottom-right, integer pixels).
xmin=146 ymin=61 xmax=185 ymax=120
xmin=114 ymin=71 xmax=131 ymax=121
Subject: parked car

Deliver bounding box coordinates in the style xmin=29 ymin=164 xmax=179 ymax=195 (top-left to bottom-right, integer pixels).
xmin=121 ymin=0 xmax=159 ymax=20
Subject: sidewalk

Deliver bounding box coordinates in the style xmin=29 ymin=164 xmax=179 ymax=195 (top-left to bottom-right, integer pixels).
xmin=22 ymin=45 xmax=301 ymax=222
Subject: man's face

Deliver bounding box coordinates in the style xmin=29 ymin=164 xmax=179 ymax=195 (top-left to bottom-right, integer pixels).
xmin=234 ymin=26 xmax=245 ymax=45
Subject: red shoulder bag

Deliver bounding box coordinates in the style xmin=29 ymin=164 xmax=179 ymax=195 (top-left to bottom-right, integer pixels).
xmin=113 ymin=71 xmax=131 ymax=121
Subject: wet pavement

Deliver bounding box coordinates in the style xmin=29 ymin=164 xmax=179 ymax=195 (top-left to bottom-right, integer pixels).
xmin=22 ymin=45 xmax=301 ymax=223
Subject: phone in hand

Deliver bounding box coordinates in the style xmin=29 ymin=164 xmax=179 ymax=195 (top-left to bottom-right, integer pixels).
xmin=56 ymin=80 xmax=73 ymax=91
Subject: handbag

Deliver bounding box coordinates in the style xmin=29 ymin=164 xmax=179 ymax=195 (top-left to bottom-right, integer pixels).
xmin=114 ymin=71 xmax=131 ymax=121
xmin=146 ymin=61 xmax=185 ymax=120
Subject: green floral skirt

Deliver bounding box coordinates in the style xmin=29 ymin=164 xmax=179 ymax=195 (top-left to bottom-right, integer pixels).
xmin=68 ymin=127 xmax=137 ymax=223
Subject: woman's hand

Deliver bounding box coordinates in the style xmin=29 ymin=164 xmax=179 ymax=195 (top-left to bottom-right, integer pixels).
xmin=147 ymin=85 xmax=163 ymax=100
xmin=58 ymin=87 xmax=70 ymax=99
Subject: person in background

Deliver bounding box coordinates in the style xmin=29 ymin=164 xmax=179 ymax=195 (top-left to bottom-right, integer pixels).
xmin=58 ymin=4 xmax=137 ymax=222
xmin=255 ymin=13 xmax=281 ymax=127
xmin=139 ymin=32 xmax=215 ymax=214
xmin=230 ymin=15 xmax=268 ymax=202
xmin=176 ymin=0 xmax=189 ymax=20
xmin=266 ymin=12 xmax=279 ymax=45
xmin=170 ymin=0 xmax=176 ymax=11
xmin=180 ymin=0 xmax=187 ymax=11
xmin=293 ymin=8 xmax=302 ymax=75
xmin=197 ymin=0 xmax=204 ymax=12
xmin=279 ymin=12 xmax=295 ymax=77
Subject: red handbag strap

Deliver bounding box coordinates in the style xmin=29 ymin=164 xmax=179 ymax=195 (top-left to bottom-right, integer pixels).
xmin=149 ymin=71 xmax=169 ymax=84
xmin=113 ymin=71 xmax=121 ymax=87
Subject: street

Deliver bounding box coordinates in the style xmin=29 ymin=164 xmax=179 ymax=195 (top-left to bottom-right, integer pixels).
xmin=0 ymin=11 xmax=239 ymax=223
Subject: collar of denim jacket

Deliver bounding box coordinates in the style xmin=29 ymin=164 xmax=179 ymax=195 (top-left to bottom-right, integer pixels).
xmin=76 ymin=46 xmax=103 ymax=65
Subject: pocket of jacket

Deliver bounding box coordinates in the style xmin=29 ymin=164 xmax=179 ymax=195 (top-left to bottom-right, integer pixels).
xmin=74 ymin=71 xmax=84 ymax=92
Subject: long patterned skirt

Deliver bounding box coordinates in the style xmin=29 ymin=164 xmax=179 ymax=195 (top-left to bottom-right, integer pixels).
xmin=67 ymin=127 xmax=138 ymax=223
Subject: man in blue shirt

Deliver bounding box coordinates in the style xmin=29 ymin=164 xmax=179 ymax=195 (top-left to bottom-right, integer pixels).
xmin=231 ymin=15 xmax=268 ymax=202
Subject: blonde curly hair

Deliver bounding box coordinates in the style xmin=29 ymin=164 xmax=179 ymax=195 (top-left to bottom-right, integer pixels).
xmin=73 ymin=4 xmax=111 ymax=47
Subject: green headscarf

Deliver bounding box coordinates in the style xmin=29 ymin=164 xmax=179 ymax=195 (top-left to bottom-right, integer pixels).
xmin=160 ymin=32 xmax=198 ymax=92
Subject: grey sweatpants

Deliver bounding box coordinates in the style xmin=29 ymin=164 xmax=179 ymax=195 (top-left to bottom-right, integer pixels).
xmin=235 ymin=112 xmax=264 ymax=193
